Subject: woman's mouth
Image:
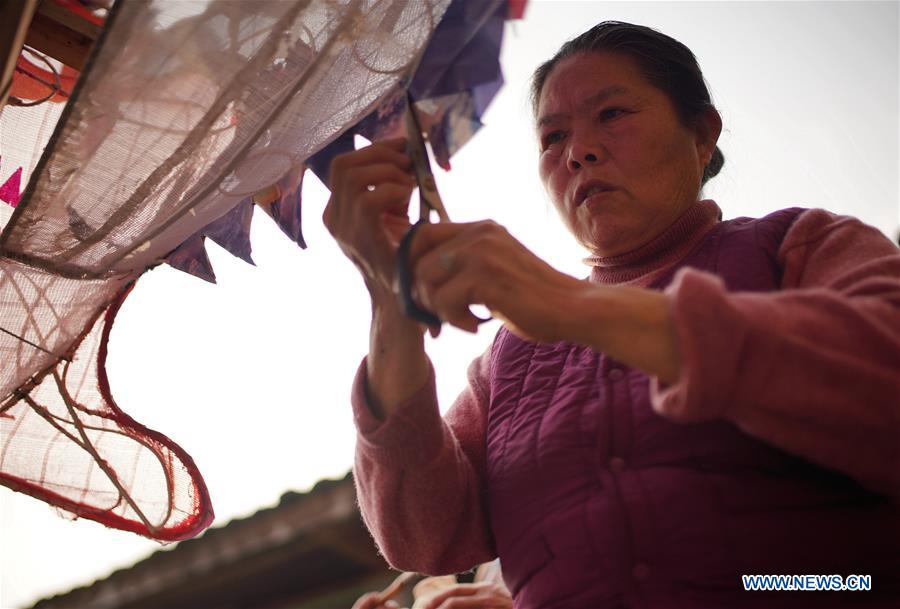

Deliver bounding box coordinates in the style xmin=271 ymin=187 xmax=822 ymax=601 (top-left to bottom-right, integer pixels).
xmin=575 ymin=181 xmax=617 ymax=207
xmin=583 ymin=189 xmax=614 ymax=207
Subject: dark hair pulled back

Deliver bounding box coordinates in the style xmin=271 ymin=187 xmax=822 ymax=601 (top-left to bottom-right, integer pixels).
xmin=531 ymin=21 xmax=724 ymax=185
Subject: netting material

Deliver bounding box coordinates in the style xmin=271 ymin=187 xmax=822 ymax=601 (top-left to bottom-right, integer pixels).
xmin=1 ymin=284 xmax=212 ymax=539
xmin=0 ymin=0 xmax=453 ymax=539
xmin=1 ymin=0 xmax=448 ymax=277
xmin=0 ymin=258 xmax=126 ymax=399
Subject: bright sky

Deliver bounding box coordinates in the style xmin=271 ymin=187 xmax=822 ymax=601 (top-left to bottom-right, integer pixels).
xmin=2 ymin=2 xmax=898 ymax=608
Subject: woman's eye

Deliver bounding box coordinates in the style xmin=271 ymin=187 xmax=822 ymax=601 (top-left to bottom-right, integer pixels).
xmin=599 ymin=108 xmax=626 ymax=121
xmin=541 ymin=131 xmax=565 ymax=150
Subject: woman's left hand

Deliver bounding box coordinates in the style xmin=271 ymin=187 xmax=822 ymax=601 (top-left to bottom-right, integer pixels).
xmin=407 ymin=220 xmax=683 ymax=383
xmin=417 ymin=581 xmax=513 ymax=609
xmin=407 ymin=220 xmax=586 ymax=342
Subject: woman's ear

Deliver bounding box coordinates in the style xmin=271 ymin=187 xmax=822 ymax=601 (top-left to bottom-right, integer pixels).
xmin=695 ymin=106 xmax=723 ymax=164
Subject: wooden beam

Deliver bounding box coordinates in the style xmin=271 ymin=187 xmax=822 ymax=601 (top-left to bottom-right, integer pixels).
xmin=306 ymin=520 xmax=388 ymax=570
xmin=24 ymin=10 xmax=94 ymax=70
xmin=0 ymin=0 xmax=40 ymax=113
xmin=36 ymin=0 xmax=102 ymax=41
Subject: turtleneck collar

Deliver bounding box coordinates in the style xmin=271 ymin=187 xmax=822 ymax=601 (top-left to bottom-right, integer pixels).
xmin=586 ymin=199 xmax=721 ymax=286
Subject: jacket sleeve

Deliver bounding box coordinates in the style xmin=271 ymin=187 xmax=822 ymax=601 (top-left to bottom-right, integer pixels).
xmin=351 ymin=343 xmax=497 ymax=574
xmin=651 ymin=208 xmax=900 ymax=495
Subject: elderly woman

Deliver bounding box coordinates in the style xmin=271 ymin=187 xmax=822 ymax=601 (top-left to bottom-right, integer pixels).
xmin=324 ymin=22 xmax=900 ymax=609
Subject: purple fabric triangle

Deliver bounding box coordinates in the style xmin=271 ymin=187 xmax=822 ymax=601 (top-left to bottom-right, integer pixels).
xmin=203 ymin=199 xmax=255 ymax=265
xmin=356 ymin=85 xmax=408 ymax=143
xmin=165 ymin=233 xmax=216 ymax=283
xmin=471 ymin=74 xmax=504 ymax=120
xmin=165 ymin=162 xmax=307 ymax=283
xmin=0 ymin=166 xmax=23 ymax=207
xmin=409 ymin=0 xmax=505 ymax=100
xmin=307 ymin=0 xmax=508 ymax=186
xmin=260 ymin=165 xmax=307 ymax=248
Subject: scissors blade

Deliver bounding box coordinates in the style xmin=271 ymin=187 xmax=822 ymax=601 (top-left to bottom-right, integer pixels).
xmin=405 ymin=93 xmax=450 ymax=222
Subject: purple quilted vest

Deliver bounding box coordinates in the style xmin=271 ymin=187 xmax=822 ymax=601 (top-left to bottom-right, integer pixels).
xmin=486 ymin=209 xmax=900 ymax=609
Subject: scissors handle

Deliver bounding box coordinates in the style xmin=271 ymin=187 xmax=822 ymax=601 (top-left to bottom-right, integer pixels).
xmin=396 ymin=220 xmax=493 ymax=329
xmin=396 ymin=219 xmax=441 ymax=327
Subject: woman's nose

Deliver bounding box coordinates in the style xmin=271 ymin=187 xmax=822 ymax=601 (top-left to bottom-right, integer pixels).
xmin=567 ymin=142 xmax=601 ymax=172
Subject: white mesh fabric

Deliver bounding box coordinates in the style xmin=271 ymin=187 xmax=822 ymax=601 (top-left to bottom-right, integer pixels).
xmin=0 ymin=96 xmax=66 ymax=229
xmin=0 ymin=284 xmax=210 ymax=539
xmin=2 ymin=0 xmax=450 ymax=277
xmin=0 ymin=0 xmax=450 ymax=539
xmin=0 ymin=102 xmax=65 ymax=203
xmin=0 ymin=259 xmax=126 ymax=400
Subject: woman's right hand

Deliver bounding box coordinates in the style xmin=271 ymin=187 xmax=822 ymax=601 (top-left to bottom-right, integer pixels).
xmin=350 ymin=591 xmax=401 ymax=609
xmin=417 ymin=582 xmax=513 ymax=609
xmin=324 ymin=139 xmax=428 ymax=419
xmin=322 ymin=137 xmax=417 ymax=303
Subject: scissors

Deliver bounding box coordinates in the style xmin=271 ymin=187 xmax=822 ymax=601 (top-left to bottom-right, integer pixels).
xmin=395 ymin=92 xmax=491 ymax=328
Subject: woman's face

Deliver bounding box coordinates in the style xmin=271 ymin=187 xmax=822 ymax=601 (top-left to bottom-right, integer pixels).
xmin=537 ymin=51 xmax=719 ymax=257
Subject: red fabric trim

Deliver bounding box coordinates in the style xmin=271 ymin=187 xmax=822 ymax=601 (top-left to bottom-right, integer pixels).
xmin=507 ymin=0 xmax=527 ymax=20
xmin=1 ymin=279 xmax=214 ymax=542
xmin=94 ymin=281 xmax=215 ymax=540
xmin=1 ymin=473 xmax=182 ymax=540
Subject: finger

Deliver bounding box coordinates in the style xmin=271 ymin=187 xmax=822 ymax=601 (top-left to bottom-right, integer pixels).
xmin=350 ymin=594 xmax=400 ymax=609
xmin=412 ymin=232 xmax=496 ymax=306
xmin=358 ymin=183 xmax=415 ymax=218
xmin=341 ymin=163 xmax=417 ymax=197
xmin=356 ymin=185 xmax=416 ymax=276
xmin=407 ymin=228 xmax=476 ymax=300
xmin=436 ymin=591 xmax=512 ymax=609
xmin=372 ymin=136 xmax=409 ymax=152
xmin=422 ymin=272 xmax=484 ymax=333
xmin=420 ymin=584 xmax=479 ymax=609
xmin=329 ymin=140 xmax=411 ymax=188
xmin=433 ymin=597 xmax=497 ymax=609
xmin=328 ymin=167 xmax=415 ymax=231
xmin=338 ymin=139 xmax=411 ymax=170
xmin=329 ymin=164 xmax=413 ymax=225
xmin=406 ymin=223 xmax=471 ymax=261
xmin=412 ymin=244 xmax=457 ymax=289
xmin=380 ymin=571 xmax=418 ymax=602
xmin=420 ymin=584 xmax=489 ymax=609
xmin=350 ymin=591 xmax=385 ymax=609
xmin=326 ymin=182 xmax=413 ymax=238
xmin=383 ymin=212 xmax=413 ymax=246
xmin=407 ymin=220 xmax=499 ymax=261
